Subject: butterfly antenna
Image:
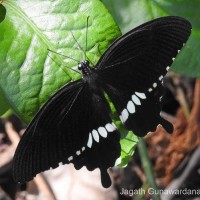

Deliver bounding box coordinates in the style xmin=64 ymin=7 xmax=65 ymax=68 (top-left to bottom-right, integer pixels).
xmin=47 ymin=52 xmax=81 ymax=75
xmin=85 ymin=16 xmax=90 ymax=60
xmin=47 ymin=48 xmax=80 ymax=63
xmin=70 ymin=30 xmax=94 ymax=66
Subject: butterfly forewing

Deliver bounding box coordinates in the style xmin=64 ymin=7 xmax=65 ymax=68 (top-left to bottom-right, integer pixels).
xmin=96 ymin=16 xmax=191 ymax=136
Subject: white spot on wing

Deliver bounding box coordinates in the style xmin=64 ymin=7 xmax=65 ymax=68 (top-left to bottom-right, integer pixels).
xmin=59 ymin=162 xmax=63 ymax=166
xmin=159 ymin=75 xmax=163 ymax=81
xmin=178 ymin=50 xmax=180 ymax=53
xmin=76 ymin=150 xmax=81 ymax=155
xmin=135 ymin=92 xmax=146 ymax=99
xmin=87 ymin=133 xmax=93 ymax=148
xmin=105 ymin=123 xmax=116 ymax=132
xmin=172 ymin=57 xmax=175 ymax=61
xmin=148 ymin=88 xmax=153 ymax=92
xmin=132 ymin=95 xmax=141 ymax=105
xmin=121 ymin=109 xmax=129 ymax=122
xmin=98 ymin=127 xmax=107 ymax=138
xmin=153 ymin=83 xmax=157 ymax=88
xmin=166 ymin=66 xmax=170 ymax=71
xmin=68 ymin=156 xmax=73 ymax=161
xmin=127 ymin=101 xmax=135 ymax=114
xmin=92 ymin=129 xmax=99 ymax=142
xmin=82 ymin=147 xmax=85 ymax=151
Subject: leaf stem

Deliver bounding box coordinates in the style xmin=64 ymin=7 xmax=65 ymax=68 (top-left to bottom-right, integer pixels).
xmin=172 ymin=74 xmax=190 ymax=119
xmin=138 ymin=138 xmax=161 ymax=200
xmin=134 ymin=182 xmax=149 ymax=200
xmin=176 ymin=86 xmax=190 ymax=119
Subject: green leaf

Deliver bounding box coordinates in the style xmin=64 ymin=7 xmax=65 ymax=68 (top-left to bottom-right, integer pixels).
xmin=116 ymin=130 xmax=138 ymax=167
xmin=102 ymin=0 xmax=200 ymax=77
xmin=0 ymin=0 xmax=121 ymax=122
xmin=107 ymin=97 xmax=139 ymax=167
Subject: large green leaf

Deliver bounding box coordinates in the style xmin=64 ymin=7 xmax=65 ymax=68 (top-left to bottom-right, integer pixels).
xmin=0 ymin=0 xmax=121 ymax=122
xmin=0 ymin=4 xmax=9 ymax=115
xmin=102 ymin=0 xmax=200 ymax=77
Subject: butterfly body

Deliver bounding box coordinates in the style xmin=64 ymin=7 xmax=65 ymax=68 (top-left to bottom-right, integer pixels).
xmin=78 ymin=60 xmax=93 ymax=76
xmin=12 ymin=16 xmax=192 ymax=188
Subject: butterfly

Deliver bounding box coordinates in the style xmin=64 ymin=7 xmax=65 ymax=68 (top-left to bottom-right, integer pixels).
xmin=12 ymin=16 xmax=191 ymax=188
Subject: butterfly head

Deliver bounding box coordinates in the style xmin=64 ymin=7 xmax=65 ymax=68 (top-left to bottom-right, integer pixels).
xmin=78 ymin=60 xmax=92 ymax=76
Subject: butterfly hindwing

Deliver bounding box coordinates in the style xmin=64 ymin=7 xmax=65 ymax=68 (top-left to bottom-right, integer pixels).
xmin=12 ymin=80 xmax=120 ymax=188
xmin=96 ymin=16 xmax=191 ymax=136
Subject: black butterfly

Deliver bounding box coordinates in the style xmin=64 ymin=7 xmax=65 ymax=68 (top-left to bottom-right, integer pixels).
xmin=12 ymin=16 xmax=191 ymax=188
